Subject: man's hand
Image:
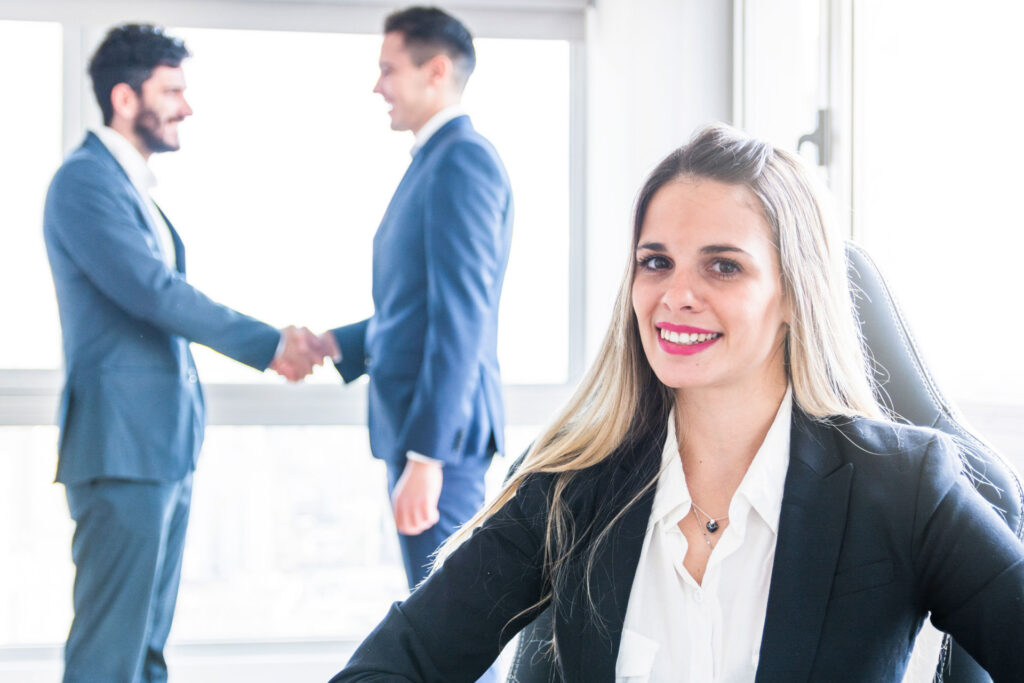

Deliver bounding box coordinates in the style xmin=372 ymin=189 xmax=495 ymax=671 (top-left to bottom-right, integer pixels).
xmin=391 ymin=459 xmax=443 ymax=535
xmin=269 ymin=325 xmax=330 ymax=382
xmin=318 ymin=330 xmax=340 ymax=361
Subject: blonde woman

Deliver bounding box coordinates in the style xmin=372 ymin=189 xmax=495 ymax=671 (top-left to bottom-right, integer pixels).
xmin=331 ymin=125 xmax=1024 ymax=682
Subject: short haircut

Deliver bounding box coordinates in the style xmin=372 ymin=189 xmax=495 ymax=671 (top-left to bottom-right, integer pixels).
xmin=88 ymin=24 xmax=190 ymax=125
xmin=384 ymin=6 xmax=476 ymax=89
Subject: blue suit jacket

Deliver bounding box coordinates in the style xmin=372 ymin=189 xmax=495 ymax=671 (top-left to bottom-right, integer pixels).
xmin=331 ymin=116 xmax=513 ymax=466
xmin=333 ymin=411 xmax=1024 ymax=682
xmin=43 ymin=132 xmax=280 ymax=485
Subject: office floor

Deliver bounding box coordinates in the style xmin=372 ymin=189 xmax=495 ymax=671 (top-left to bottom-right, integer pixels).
xmin=0 ymin=638 xmax=519 ymax=682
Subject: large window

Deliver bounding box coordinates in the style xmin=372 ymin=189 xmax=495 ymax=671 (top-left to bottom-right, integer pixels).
xmin=0 ymin=20 xmax=63 ymax=370
xmin=151 ymin=28 xmax=571 ymax=386
xmin=0 ymin=4 xmax=582 ymax=665
xmin=736 ymin=0 xmax=1024 ymax=476
xmin=0 ymin=19 xmax=67 ymax=647
xmin=851 ymin=0 xmax=1024 ymax=409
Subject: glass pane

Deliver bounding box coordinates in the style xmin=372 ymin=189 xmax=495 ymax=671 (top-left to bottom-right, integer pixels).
xmin=150 ymin=28 xmax=570 ymax=385
xmin=176 ymin=426 xmax=405 ymax=640
xmin=742 ymin=0 xmax=824 ymax=163
xmin=0 ymin=427 xmax=71 ymax=645
xmin=853 ymin=1 xmax=1024 ymax=407
xmin=0 ymin=21 xmax=63 ymax=370
xmin=467 ymin=39 xmax=571 ymax=386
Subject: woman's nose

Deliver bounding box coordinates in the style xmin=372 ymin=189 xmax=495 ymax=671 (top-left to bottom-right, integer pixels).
xmin=662 ymin=270 xmax=702 ymax=310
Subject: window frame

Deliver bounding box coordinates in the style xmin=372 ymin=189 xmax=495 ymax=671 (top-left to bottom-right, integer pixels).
xmin=0 ymin=0 xmax=588 ymax=430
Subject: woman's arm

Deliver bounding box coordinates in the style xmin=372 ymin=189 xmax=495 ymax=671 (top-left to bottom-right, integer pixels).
xmin=914 ymin=435 xmax=1024 ymax=681
xmin=330 ymin=474 xmax=554 ymax=683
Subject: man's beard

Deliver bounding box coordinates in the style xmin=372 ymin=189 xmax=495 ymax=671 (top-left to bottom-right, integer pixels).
xmin=134 ymin=106 xmax=180 ymax=154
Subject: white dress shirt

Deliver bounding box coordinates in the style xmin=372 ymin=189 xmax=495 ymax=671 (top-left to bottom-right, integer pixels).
xmin=410 ymin=104 xmax=467 ymax=157
xmin=616 ymin=388 xmax=792 ymax=683
xmin=92 ymin=126 xmax=177 ymax=269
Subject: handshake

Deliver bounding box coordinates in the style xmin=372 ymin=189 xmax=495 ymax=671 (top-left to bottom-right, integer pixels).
xmin=268 ymin=325 xmax=341 ymax=382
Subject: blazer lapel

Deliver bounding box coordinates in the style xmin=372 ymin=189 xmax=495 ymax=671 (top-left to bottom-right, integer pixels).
xmin=86 ymin=134 xmax=175 ymax=269
xmin=563 ymin=430 xmax=663 ymax=682
xmin=153 ymin=203 xmax=186 ymax=275
xmin=756 ymin=412 xmax=853 ymax=683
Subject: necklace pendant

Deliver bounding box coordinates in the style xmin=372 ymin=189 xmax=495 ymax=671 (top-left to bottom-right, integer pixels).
xmin=706 ymin=520 xmax=719 ymax=533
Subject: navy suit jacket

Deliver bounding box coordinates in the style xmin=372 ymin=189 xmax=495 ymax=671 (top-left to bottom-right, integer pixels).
xmin=43 ymin=132 xmax=280 ymax=485
xmin=333 ymin=410 xmax=1024 ymax=682
xmin=331 ymin=116 xmax=513 ymax=466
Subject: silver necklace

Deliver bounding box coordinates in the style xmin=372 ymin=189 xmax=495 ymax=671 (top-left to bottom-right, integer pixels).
xmin=691 ymin=501 xmax=728 ymax=534
xmin=691 ymin=506 xmax=714 ymax=548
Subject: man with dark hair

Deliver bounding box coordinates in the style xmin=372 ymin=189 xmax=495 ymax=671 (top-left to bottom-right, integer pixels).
xmin=320 ymin=11 xmax=511 ymax=680
xmin=43 ymin=23 xmax=326 ymax=682
xmin=382 ymin=5 xmax=476 ymax=90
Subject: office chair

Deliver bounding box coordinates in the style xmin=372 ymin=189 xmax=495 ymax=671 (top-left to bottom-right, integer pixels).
xmin=505 ymin=242 xmax=1024 ymax=683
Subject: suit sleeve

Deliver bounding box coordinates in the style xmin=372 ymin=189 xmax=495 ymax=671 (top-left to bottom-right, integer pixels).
xmin=397 ymin=141 xmax=510 ymax=464
xmin=46 ymin=157 xmax=279 ymax=369
xmin=914 ymin=435 xmax=1024 ymax=681
xmin=330 ymin=474 xmax=552 ymax=682
xmin=329 ymin=318 xmax=370 ymax=383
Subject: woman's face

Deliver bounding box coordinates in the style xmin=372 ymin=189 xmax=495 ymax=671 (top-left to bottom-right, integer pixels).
xmin=631 ymin=178 xmax=789 ymax=396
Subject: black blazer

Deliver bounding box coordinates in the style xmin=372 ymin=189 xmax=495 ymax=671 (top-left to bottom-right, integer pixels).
xmin=332 ymin=410 xmax=1024 ymax=682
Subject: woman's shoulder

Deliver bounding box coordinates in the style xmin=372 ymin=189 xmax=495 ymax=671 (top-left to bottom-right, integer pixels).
xmin=811 ymin=413 xmax=963 ymax=482
xmin=829 ymin=414 xmax=948 ymax=450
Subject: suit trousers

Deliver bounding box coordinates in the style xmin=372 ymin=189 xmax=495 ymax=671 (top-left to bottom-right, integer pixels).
xmin=386 ymin=455 xmax=498 ymax=683
xmin=63 ymin=473 xmax=193 ymax=683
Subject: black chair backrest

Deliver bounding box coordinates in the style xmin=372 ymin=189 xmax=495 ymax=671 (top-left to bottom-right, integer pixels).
xmin=505 ymin=243 xmax=1024 ymax=683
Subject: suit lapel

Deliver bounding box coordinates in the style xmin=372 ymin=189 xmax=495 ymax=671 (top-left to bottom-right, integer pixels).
xmin=377 ymin=116 xmax=470 ymax=233
xmin=755 ymin=413 xmax=853 ymax=682
xmin=86 ymin=134 xmax=176 ymax=269
xmin=153 ymin=202 xmax=186 ymax=275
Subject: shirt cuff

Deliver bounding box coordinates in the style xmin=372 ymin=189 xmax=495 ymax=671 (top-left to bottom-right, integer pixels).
xmin=406 ymin=451 xmax=443 ymax=467
xmin=270 ymin=330 xmax=287 ymax=364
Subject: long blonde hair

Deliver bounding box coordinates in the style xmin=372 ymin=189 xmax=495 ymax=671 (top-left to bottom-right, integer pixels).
xmin=437 ymin=123 xmax=881 ymax=616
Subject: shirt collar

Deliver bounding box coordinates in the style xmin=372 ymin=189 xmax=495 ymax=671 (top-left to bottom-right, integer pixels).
xmin=92 ymin=125 xmax=158 ymax=195
xmin=411 ymin=104 xmax=466 ymax=156
xmin=651 ymin=410 xmax=690 ymax=524
xmin=734 ymin=385 xmax=792 ymax=535
xmin=650 ymin=386 xmax=793 ymax=534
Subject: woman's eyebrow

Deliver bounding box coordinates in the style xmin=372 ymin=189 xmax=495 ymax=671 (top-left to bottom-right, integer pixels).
xmin=636 ymin=243 xmax=752 ymax=256
xmin=701 ymin=244 xmax=749 ymax=256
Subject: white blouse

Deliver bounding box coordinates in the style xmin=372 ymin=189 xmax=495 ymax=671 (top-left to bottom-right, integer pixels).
xmin=616 ymin=389 xmax=792 ymax=683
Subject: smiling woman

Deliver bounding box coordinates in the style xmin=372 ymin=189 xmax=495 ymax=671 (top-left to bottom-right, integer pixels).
xmin=330 ymin=125 xmax=1024 ymax=683
xmin=631 ymin=179 xmax=789 ymax=395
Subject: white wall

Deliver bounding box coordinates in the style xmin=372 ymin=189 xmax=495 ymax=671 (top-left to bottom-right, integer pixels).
xmin=583 ymin=0 xmax=734 ymax=358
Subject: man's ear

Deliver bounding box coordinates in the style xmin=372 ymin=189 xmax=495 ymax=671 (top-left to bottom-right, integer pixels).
xmin=109 ymin=82 xmax=140 ymax=122
xmin=424 ymin=53 xmax=453 ymax=88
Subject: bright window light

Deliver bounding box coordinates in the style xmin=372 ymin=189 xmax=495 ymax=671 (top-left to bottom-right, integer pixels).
xmin=150 ymin=28 xmax=571 ymax=386
xmin=0 ymin=21 xmax=63 ymax=370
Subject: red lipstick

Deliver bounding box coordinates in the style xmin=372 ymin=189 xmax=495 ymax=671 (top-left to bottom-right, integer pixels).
xmin=655 ymin=323 xmax=721 ymax=356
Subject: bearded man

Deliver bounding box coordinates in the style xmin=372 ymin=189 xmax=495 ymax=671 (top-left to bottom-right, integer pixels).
xmin=42 ymin=23 xmax=326 ymax=682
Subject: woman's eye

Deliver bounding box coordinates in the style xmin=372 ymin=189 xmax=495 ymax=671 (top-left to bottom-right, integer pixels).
xmin=638 ymin=255 xmax=671 ymax=271
xmin=709 ymin=259 xmax=741 ymax=277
